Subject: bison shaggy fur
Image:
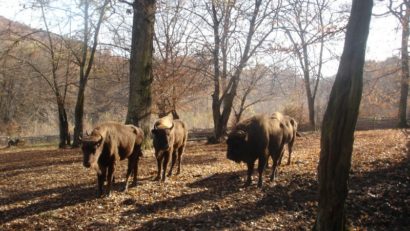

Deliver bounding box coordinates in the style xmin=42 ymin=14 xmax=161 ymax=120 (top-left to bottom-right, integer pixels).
xmin=227 ymin=114 xmax=286 ymax=187
xmin=152 ymin=116 xmax=188 ymax=182
xmin=81 ymin=122 xmax=144 ymax=197
xmin=271 ymin=112 xmax=300 ymax=165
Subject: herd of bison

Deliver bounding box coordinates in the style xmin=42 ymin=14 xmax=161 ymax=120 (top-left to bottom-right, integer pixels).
xmin=81 ymin=112 xmax=299 ymax=197
xmin=0 ymin=112 xmax=409 ymax=230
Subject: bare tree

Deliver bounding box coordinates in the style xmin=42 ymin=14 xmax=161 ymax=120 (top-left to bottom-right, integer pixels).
xmin=192 ymin=0 xmax=281 ymax=142
xmin=1 ymin=1 xmax=77 ymax=147
xmin=232 ymin=63 xmax=277 ymax=123
xmin=280 ymin=0 xmax=347 ymax=128
xmin=152 ymin=0 xmax=208 ymax=117
xmin=72 ymin=0 xmax=111 ymax=147
xmin=388 ymin=0 xmax=410 ymax=128
xmin=314 ymin=0 xmax=373 ymax=230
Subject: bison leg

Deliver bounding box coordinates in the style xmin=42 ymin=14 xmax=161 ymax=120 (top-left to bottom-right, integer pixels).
xmin=132 ymin=155 xmax=139 ymax=187
xmin=245 ymin=162 xmax=255 ymax=187
xmin=287 ymin=142 xmax=294 ymax=165
xmin=106 ymin=164 xmax=115 ymax=197
xmin=277 ymin=148 xmax=285 ymax=166
xmin=97 ymin=167 xmax=107 ymax=198
xmin=167 ymin=150 xmax=177 ymax=177
xmin=154 ymin=152 xmax=162 ymax=181
xmin=124 ymin=155 xmax=137 ymax=191
xmin=257 ymin=156 xmax=267 ymax=188
xmin=269 ymin=154 xmax=280 ymax=184
xmin=161 ymin=151 xmax=171 ymax=181
xmin=154 ymin=156 xmax=163 ymax=180
xmin=176 ymin=146 xmax=184 ymax=175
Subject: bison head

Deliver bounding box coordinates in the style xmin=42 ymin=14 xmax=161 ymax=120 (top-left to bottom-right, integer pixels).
xmin=226 ymin=130 xmax=248 ymax=163
xmin=151 ymin=122 xmax=174 ymax=150
xmin=81 ymin=134 xmax=103 ymax=169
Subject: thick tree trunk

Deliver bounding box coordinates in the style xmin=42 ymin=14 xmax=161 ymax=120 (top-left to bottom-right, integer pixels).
xmin=57 ymin=100 xmax=70 ymax=148
xmin=313 ymin=1 xmax=373 ymax=230
xmin=125 ymin=0 xmax=156 ymax=137
xmin=398 ymin=4 xmax=410 ymax=128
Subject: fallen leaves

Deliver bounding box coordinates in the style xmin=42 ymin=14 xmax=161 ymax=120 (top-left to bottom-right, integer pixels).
xmin=0 ymin=129 xmax=409 ymax=230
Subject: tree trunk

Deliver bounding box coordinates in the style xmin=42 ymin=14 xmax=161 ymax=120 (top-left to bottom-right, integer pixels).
xmin=72 ymin=81 xmax=86 ymax=147
xmin=57 ymin=99 xmax=70 ymax=148
xmin=398 ymin=4 xmax=410 ymax=128
xmin=125 ymin=0 xmax=156 ymax=137
xmin=313 ymin=0 xmax=373 ymax=230
xmin=302 ymin=42 xmax=316 ymax=128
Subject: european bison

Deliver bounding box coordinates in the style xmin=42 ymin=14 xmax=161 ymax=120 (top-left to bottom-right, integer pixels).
xmin=152 ymin=114 xmax=188 ymax=181
xmin=81 ymin=122 xmax=144 ymax=197
xmin=7 ymin=137 xmax=21 ymax=147
xmin=271 ymin=112 xmax=300 ymax=165
xmin=226 ymin=114 xmax=285 ymax=187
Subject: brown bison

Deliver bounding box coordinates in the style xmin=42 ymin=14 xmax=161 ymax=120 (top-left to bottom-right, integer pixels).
xmin=81 ymin=122 xmax=144 ymax=197
xmin=226 ymin=114 xmax=286 ymax=187
xmin=271 ymin=112 xmax=300 ymax=165
xmin=151 ymin=114 xmax=188 ymax=181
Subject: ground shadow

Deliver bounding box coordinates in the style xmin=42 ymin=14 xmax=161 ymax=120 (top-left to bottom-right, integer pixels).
xmin=135 ymin=175 xmax=318 ymax=230
xmin=181 ymin=153 xmax=220 ymax=166
xmin=122 ymin=171 xmax=245 ymax=217
xmin=346 ymin=153 xmax=410 ymax=229
xmin=0 ymin=150 xmax=81 ymax=172
xmin=135 ymin=153 xmax=409 ymax=230
xmin=0 ymin=183 xmax=96 ymax=223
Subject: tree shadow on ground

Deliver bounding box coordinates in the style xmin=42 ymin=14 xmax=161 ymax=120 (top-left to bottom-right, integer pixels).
xmin=0 ymin=149 xmax=81 ymax=172
xmin=135 ymin=152 xmax=409 ymax=230
xmin=347 ymin=151 xmax=410 ymax=229
xmin=134 ymin=175 xmax=318 ymax=230
xmin=0 ymin=158 xmax=82 ymax=175
xmin=181 ymin=153 xmax=220 ymax=166
xmin=122 ymin=171 xmax=246 ymax=217
xmin=0 ymin=183 xmax=96 ymax=223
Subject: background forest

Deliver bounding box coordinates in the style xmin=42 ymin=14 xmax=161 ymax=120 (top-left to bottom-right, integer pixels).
xmin=0 ymin=0 xmax=407 ymax=138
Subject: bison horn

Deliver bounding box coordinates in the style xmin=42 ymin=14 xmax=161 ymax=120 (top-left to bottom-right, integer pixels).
xmin=236 ymin=130 xmax=247 ymax=141
xmin=169 ymin=122 xmax=174 ymax=130
xmin=86 ymin=130 xmax=90 ymax=136
xmin=96 ymin=135 xmax=103 ymax=146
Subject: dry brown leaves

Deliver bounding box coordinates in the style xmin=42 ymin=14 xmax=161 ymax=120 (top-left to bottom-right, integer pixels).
xmin=0 ymin=129 xmax=408 ymax=230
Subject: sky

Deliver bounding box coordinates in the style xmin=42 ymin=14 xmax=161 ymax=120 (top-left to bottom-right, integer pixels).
xmin=0 ymin=0 xmax=403 ymax=62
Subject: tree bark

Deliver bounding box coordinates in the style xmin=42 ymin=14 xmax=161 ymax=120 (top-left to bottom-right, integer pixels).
xmin=125 ymin=0 xmax=156 ymax=137
xmin=398 ymin=2 xmax=410 ymax=128
xmin=313 ymin=0 xmax=373 ymax=230
xmin=57 ymin=98 xmax=70 ymax=148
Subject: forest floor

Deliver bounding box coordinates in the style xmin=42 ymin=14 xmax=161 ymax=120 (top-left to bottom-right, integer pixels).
xmin=0 ymin=129 xmax=409 ymax=230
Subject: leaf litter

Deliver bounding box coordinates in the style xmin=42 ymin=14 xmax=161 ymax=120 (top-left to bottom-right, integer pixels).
xmin=0 ymin=129 xmax=408 ymax=230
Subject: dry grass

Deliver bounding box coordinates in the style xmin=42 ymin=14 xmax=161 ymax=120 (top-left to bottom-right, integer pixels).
xmin=0 ymin=129 xmax=408 ymax=230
